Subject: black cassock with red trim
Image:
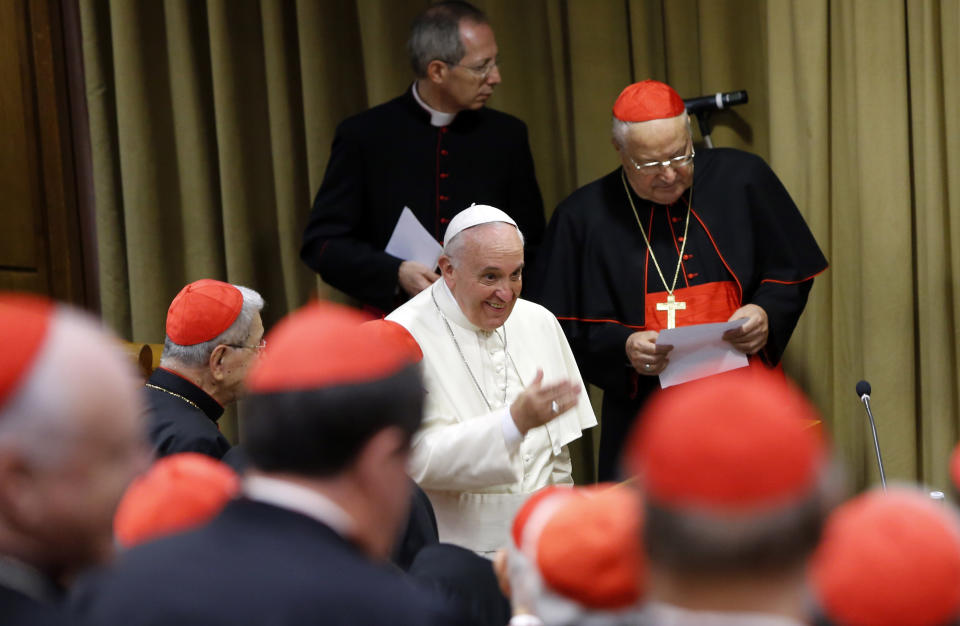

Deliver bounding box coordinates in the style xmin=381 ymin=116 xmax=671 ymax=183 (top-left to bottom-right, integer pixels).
xmin=529 ymin=147 xmax=828 ymax=480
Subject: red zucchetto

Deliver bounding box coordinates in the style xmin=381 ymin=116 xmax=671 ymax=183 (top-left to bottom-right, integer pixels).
xmin=246 ymin=301 xmax=420 ymax=393
xmin=114 ymin=453 xmax=240 ymax=548
xmin=510 ymin=485 xmax=575 ymax=549
xmin=165 ymin=279 xmax=244 ymax=346
xmin=361 ymin=319 xmax=423 ymax=363
xmin=612 ymin=79 xmax=686 ymax=122
xmin=536 ymin=484 xmax=646 ymax=609
xmin=950 ymin=442 xmax=960 ymax=493
xmin=810 ymin=488 xmax=960 ymax=626
xmin=0 ymin=293 xmax=54 ymax=410
xmin=626 ymin=368 xmax=825 ymax=512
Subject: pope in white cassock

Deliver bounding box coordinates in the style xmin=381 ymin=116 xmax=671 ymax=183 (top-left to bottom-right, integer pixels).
xmin=387 ymin=205 xmax=597 ymax=555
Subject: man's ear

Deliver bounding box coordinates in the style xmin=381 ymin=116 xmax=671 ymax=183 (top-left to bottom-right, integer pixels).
xmin=353 ymin=427 xmax=409 ymax=487
xmin=493 ymin=548 xmax=512 ymax=599
xmin=425 ymin=59 xmax=448 ymax=84
xmin=208 ymin=345 xmax=229 ymax=381
xmin=437 ymin=255 xmax=458 ymax=291
xmin=437 ymin=255 xmax=453 ymax=277
xmin=0 ymin=450 xmax=43 ymax=530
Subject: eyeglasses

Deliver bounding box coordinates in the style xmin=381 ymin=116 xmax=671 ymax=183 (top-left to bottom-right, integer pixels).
xmin=227 ymin=338 xmax=267 ymax=351
xmin=627 ymin=148 xmax=696 ymax=175
xmin=447 ymin=56 xmax=500 ymax=80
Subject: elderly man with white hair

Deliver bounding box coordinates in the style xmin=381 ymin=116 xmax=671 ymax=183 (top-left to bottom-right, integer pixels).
xmin=387 ymin=205 xmax=597 ymax=555
xmin=531 ymin=79 xmax=827 ymax=481
xmin=0 ymin=293 xmax=149 ymax=624
xmin=146 ymin=279 xmax=264 ymax=459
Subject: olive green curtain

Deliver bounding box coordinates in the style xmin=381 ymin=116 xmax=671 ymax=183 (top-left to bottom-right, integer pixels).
xmin=80 ymin=0 xmax=960 ymax=491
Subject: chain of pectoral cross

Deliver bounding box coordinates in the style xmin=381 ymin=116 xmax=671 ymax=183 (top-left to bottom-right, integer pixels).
xmin=620 ymin=169 xmax=692 ymax=329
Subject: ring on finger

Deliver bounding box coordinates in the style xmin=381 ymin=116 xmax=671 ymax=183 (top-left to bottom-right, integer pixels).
xmin=644 ymin=363 xmax=652 ymax=371
xmin=550 ymin=400 xmax=560 ymax=414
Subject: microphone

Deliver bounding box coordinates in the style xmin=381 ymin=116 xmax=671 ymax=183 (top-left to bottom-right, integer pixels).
xmin=683 ymin=90 xmax=749 ymax=115
xmin=855 ymin=379 xmax=887 ymax=489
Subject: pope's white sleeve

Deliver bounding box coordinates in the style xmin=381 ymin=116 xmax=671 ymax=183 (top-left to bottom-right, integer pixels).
xmin=408 ymin=406 xmax=523 ymax=491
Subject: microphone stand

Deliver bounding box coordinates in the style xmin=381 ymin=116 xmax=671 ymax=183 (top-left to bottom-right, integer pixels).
xmin=692 ymin=111 xmax=715 ymax=149
xmin=861 ymin=394 xmax=887 ymax=490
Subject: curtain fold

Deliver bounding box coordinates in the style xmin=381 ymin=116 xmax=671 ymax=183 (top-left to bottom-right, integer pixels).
xmin=81 ymin=0 xmax=960 ymax=491
xmin=909 ymin=0 xmax=960 ymax=491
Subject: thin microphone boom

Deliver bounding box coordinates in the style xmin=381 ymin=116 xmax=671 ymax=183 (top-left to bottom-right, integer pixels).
xmin=856 ymin=380 xmax=887 ymax=490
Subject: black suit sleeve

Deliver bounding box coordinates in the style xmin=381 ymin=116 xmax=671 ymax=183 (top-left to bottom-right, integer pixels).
xmin=300 ymin=123 xmax=403 ymax=312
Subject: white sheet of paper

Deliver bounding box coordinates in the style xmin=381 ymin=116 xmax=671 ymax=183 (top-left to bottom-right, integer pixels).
xmin=655 ymin=318 xmax=749 ymax=388
xmin=384 ymin=207 xmax=444 ymax=270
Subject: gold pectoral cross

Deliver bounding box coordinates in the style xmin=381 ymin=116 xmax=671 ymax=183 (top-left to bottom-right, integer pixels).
xmin=656 ymin=293 xmax=686 ymax=329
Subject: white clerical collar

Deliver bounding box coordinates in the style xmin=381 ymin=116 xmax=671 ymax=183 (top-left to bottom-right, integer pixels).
xmin=433 ymin=280 xmax=487 ymax=333
xmin=644 ymin=602 xmax=806 ymax=626
xmin=411 ymin=82 xmax=456 ymax=127
xmin=0 ymin=555 xmax=59 ymax=603
xmin=244 ymin=475 xmax=355 ymax=539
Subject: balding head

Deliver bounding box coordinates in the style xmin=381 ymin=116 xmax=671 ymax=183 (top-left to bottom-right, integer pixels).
xmin=0 ymin=300 xmax=149 ymax=583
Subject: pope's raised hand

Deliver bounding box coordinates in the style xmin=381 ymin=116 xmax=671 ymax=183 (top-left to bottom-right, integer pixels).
xmin=510 ymin=369 xmax=582 ymax=435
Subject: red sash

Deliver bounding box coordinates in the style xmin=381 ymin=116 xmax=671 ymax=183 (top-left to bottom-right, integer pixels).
xmin=643 ymin=281 xmax=740 ymax=330
xmin=643 ymin=280 xmax=773 ymax=374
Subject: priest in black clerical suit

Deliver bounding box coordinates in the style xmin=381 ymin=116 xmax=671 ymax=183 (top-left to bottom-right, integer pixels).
xmin=145 ymin=279 xmax=265 ymax=460
xmin=300 ymin=1 xmax=544 ymax=314
xmin=71 ymin=302 xmax=459 ymax=626
xmin=531 ymin=80 xmax=827 ymax=480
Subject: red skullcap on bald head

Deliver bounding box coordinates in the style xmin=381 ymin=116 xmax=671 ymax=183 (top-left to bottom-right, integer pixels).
xmin=536 ymin=485 xmax=646 ymax=609
xmin=511 ymin=485 xmax=575 ymax=549
xmin=811 ymin=488 xmax=960 ymax=626
xmin=626 ymin=368 xmax=825 ymax=512
xmin=950 ymin=442 xmax=960 ymax=493
xmin=613 ymin=79 xmax=686 ymax=122
xmin=246 ymin=301 xmax=420 ymax=393
xmin=360 ymin=319 xmax=423 ymax=363
xmin=166 ymin=279 xmax=244 ymax=346
xmin=0 ymin=293 xmax=54 ymax=410
xmin=114 ymin=453 xmax=239 ymax=548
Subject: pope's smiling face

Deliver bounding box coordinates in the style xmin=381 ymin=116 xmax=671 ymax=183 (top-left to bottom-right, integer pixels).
xmin=440 ymin=222 xmax=524 ymax=331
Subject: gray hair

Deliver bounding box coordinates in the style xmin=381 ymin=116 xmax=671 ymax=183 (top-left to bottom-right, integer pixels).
xmin=160 ymin=285 xmax=264 ymax=368
xmin=644 ymin=462 xmax=844 ymax=576
xmin=443 ymin=222 xmax=525 ymax=266
xmin=407 ymin=1 xmax=488 ymax=78
xmin=0 ymin=309 xmax=125 ymax=467
xmin=611 ymin=112 xmax=692 ymax=149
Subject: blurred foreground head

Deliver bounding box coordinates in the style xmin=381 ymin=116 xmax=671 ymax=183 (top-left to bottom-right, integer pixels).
xmin=242 ymin=301 xmax=424 ymax=558
xmin=626 ymin=368 xmax=841 ymax=615
xmin=0 ymin=294 xmax=149 ymax=584
xmin=498 ymin=484 xmax=646 ymax=626
xmin=811 ymin=487 xmax=960 ymax=626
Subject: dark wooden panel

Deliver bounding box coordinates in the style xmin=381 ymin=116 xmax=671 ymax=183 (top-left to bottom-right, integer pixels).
xmin=0 ymin=0 xmax=94 ymax=308
xmin=0 ymin=0 xmax=42 ymax=272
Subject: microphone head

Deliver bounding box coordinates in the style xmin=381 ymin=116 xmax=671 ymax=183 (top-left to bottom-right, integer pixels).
xmin=722 ymin=90 xmax=748 ymax=106
xmin=855 ymin=380 xmax=871 ymax=397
